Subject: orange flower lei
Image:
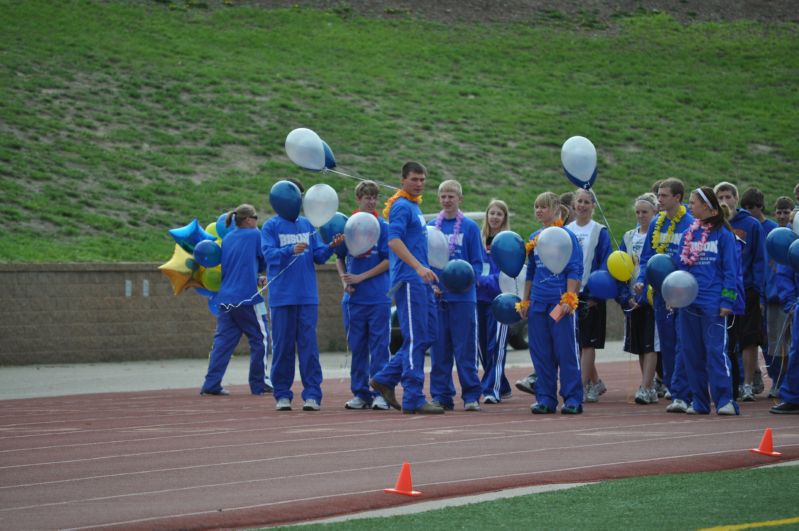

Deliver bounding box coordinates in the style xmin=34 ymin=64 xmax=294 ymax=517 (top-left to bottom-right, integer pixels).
xmin=382 ymin=190 xmax=422 ymax=220
xmin=525 ymin=219 xmax=565 ymax=255
xmin=560 ymin=291 xmax=579 ymax=310
xmin=515 ymin=300 xmax=530 ymax=314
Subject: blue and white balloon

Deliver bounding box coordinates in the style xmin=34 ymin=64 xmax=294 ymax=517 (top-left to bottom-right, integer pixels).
xmin=561 ymin=135 xmax=597 ymax=189
xmin=285 ymin=128 xmax=325 ymax=171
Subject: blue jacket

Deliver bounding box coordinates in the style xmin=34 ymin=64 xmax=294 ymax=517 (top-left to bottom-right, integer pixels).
xmin=261 ymin=215 xmax=335 ymax=307
xmin=428 ymin=215 xmax=486 ymax=303
xmin=342 ymin=216 xmax=391 ymax=306
xmin=775 ymin=263 xmax=799 ymax=312
xmin=476 ymin=248 xmax=501 ymax=303
xmin=387 ymin=197 xmax=428 ymax=285
xmin=215 ymin=227 xmax=265 ymax=307
xmin=637 ymin=209 xmax=695 ymax=288
xmin=525 ymin=227 xmax=584 ymax=310
xmin=730 ymin=208 xmax=767 ymax=294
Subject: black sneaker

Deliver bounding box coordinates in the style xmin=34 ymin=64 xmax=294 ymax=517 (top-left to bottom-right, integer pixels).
xmin=770 ymin=402 xmax=799 ymax=414
xmin=561 ymin=404 xmax=583 ymax=415
xmin=200 ymin=388 xmax=230 ymax=396
xmin=530 ymin=402 xmax=555 ymax=414
xmin=430 ymin=400 xmax=455 ymax=411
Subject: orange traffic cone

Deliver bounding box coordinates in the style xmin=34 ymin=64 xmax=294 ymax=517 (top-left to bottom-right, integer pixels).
xmin=384 ymin=462 xmax=422 ymax=496
xmin=750 ymin=427 xmax=782 ymax=457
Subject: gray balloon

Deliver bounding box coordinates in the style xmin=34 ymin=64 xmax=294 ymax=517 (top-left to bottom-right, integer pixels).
xmin=661 ymin=270 xmax=699 ymax=308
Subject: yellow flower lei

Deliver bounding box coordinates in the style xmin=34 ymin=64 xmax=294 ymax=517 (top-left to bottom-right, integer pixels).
xmin=651 ymin=205 xmax=686 ymax=254
xmin=525 ymin=219 xmax=564 ymax=255
xmin=382 ymin=190 xmax=422 ymax=221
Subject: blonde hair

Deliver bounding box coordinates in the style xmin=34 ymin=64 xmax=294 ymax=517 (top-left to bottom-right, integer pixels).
xmin=355 ymin=180 xmax=379 ymax=198
xmin=226 ymin=203 xmax=257 ymax=228
xmin=437 ymin=179 xmax=463 ymax=197
xmin=634 ymin=192 xmax=657 ymax=210
xmin=535 ymin=192 xmax=568 ymax=222
xmin=481 ymin=199 xmax=510 ymax=241
xmin=714 ymin=181 xmax=738 ymax=198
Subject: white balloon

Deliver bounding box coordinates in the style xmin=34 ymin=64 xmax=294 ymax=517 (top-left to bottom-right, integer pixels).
xmin=285 ymin=128 xmax=325 ymax=171
xmin=344 ymin=212 xmax=380 ymax=256
xmin=661 ymin=270 xmax=699 ymax=308
xmin=303 ymin=183 xmax=339 ymax=227
xmin=499 ymin=264 xmax=527 ymax=296
xmin=561 ymin=136 xmax=597 ymax=184
xmin=536 ymin=226 xmax=573 ymax=274
xmin=426 ymin=226 xmax=449 ymax=269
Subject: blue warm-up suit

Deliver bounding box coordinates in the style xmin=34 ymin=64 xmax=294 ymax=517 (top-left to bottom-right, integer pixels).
xmin=371 ymin=197 xmax=437 ymax=411
xmin=477 ymin=251 xmax=513 ymax=401
xmin=774 ymin=264 xmax=799 ymax=407
xmin=762 ymin=218 xmax=788 ymax=389
xmin=261 ymin=215 xmax=336 ymax=404
xmin=201 ymin=227 xmax=270 ymax=395
xmin=341 ymin=214 xmax=391 ymax=403
xmin=428 ymin=215 xmax=485 ymax=407
xmin=637 ymin=210 xmax=695 ymax=404
xmin=673 ymin=225 xmax=742 ymax=414
xmin=525 ymin=227 xmax=584 ymax=410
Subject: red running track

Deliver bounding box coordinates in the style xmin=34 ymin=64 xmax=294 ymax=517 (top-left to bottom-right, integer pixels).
xmin=0 ymin=360 xmax=797 ymax=530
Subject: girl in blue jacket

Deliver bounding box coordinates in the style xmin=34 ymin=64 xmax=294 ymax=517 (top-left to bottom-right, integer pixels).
xmin=772 ymin=262 xmax=799 ymax=414
xmin=673 ymin=187 xmax=741 ymax=415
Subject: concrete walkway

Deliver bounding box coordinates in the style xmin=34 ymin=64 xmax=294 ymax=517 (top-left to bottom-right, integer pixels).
xmin=0 ymin=341 xmax=632 ymax=400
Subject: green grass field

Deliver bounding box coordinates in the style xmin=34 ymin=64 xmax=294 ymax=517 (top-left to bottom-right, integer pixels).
xmin=1 ymin=1 xmax=797 ymax=262
xmin=271 ymin=465 xmax=799 ymax=530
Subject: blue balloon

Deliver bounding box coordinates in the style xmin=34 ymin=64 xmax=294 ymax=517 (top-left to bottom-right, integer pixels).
xmin=216 ymin=212 xmax=236 ymax=239
xmin=441 ymin=259 xmax=475 ymax=294
xmin=169 ymin=218 xmax=216 ymax=254
xmin=789 ymin=239 xmax=799 ymax=271
xmin=193 ymin=240 xmax=222 ymax=268
xmin=645 ymin=254 xmax=676 ymax=292
xmin=322 ymin=141 xmax=336 ymax=169
xmin=491 ymin=293 xmax=522 ymax=325
xmin=586 ymin=270 xmax=618 ymax=300
xmin=320 ymin=212 xmax=348 ymax=258
xmin=766 ymin=227 xmax=798 ymax=266
xmin=491 ymin=231 xmax=526 ymax=278
xmin=269 ymin=180 xmax=302 ymax=221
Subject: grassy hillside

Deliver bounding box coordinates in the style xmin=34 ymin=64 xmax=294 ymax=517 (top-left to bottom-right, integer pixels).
xmin=1 ymin=1 xmax=796 ymax=262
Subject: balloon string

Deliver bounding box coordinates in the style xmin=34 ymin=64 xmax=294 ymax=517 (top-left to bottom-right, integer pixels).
xmin=589 ymin=189 xmax=620 ymax=251
xmin=324 ymin=168 xmax=399 ymax=191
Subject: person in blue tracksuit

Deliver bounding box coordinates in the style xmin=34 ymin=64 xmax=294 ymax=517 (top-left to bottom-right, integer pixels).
xmin=672 ymin=187 xmax=742 ymax=415
xmin=261 ymin=185 xmax=344 ymax=412
xmin=715 ymin=181 xmax=767 ymax=402
xmin=634 ymin=178 xmax=695 ymax=413
xmin=200 ymin=204 xmax=269 ymax=396
xmin=428 ymin=180 xmax=485 ymax=411
xmin=335 ymin=180 xmax=392 ymax=411
xmin=519 ymin=191 xmax=584 ymax=415
xmin=567 ymin=188 xmax=612 ymax=403
xmin=369 ymin=161 xmax=443 ymax=414
xmin=477 ymin=199 xmax=513 ymax=404
xmin=771 ymin=262 xmax=799 ymax=414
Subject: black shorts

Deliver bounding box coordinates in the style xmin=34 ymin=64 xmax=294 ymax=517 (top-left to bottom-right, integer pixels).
xmin=729 ymin=287 xmax=763 ymax=350
xmin=624 ymin=303 xmax=656 ymax=355
xmin=578 ymin=297 xmax=606 ymax=349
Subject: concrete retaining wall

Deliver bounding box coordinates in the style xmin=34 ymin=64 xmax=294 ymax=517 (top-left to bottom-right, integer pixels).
xmin=0 ymin=263 xmax=622 ymax=365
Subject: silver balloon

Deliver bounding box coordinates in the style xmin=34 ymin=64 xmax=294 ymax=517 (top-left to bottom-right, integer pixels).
xmin=498 ymin=264 xmax=527 ymax=296
xmin=285 ymin=128 xmax=325 ymax=171
xmin=426 ymin=226 xmax=449 ymax=269
xmin=536 ymin=226 xmax=573 ymax=274
xmin=302 ymin=183 xmax=339 ymax=227
xmin=344 ymin=212 xmax=380 ymax=256
xmin=661 ymin=270 xmax=699 ymax=308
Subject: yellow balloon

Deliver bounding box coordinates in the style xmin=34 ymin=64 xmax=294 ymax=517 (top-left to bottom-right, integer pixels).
xmin=607 ymin=250 xmax=635 ymax=282
xmin=158 ymin=244 xmax=200 ymax=295
xmin=205 ymin=222 xmax=219 ymax=238
xmin=647 ymin=285 xmax=654 ymax=306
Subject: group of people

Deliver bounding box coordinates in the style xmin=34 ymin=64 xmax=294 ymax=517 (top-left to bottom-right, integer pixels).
xmin=198 ymin=165 xmax=799 ymax=417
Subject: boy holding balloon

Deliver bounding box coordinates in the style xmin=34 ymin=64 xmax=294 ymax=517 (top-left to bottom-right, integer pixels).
xmin=427 ymin=180 xmax=485 ymax=412
xmin=335 ymin=180 xmax=392 ymax=410
xmin=369 ymin=162 xmax=444 ymax=414
xmin=261 ymin=180 xmax=344 ymax=412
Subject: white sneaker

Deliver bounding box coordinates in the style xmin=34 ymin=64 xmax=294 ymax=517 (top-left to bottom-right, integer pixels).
xmin=585 ymin=381 xmax=601 ymax=403
xmin=634 ymin=386 xmax=649 ymax=405
xmin=483 ymin=395 xmax=499 ymax=404
xmin=275 ymin=398 xmax=292 ymax=411
xmin=464 ymin=401 xmax=481 ymax=411
xmin=741 ymin=384 xmax=755 ymax=402
xmin=303 ymin=399 xmax=321 ymax=411
xmin=647 ymin=388 xmax=659 ymax=404
xmin=594 ymin=379 xmax=607 ymax=396
xmin=717 ymin=402 xmax=738 ymax=416
xmin=666 ymin=399 xmax=689 ymax=413
xmin=686 ymin=405 xmax=697 ymax=415
xmin=371 ymin=396 xmax=390 ymax=410
xmin=345 ymin=396 xmax=369 ymax=409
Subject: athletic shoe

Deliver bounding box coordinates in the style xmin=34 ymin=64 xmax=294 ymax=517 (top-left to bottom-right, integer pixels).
xmin=647 ymin=388 xmax=659 ymax=404
xmin=464 ymin=401 xmax=481 ymax=412
xmin=264 ymin=378 xmax=274 ymax=394
xmin=560 ymin=404 xmax=583 ymax=415
xmin=717 ymin=402 xmax=739 ymax=416
xmin=768 ymin=384 xmax=780 ymax=399
xmin=664 ymin=389 xmax=672 ymax=400
xmin=402 ymin=402 xmax=445 ymax=415
xmin=769 ymin=402 xmax=799 ymax=414
xmin=483 ymin=395 xmax=499 ymax=404
xmin=752 ymin=369 xmax=765 ymax=395
xmin=686 ymin=406 xmax=708 ymax=415
xmin=584 ymin=382 xmax=600 ymax=403
xmin=200 ymin=388 xmax=230 ymax=396
xmin=345 ymin=396 xmax=370 ymax=410
xmin=741 ymin=384 xmax=756 ymax=402
xmin=594 ymin=379 xmax=607 ymax=396
xmin=515 ymin=373 xmax=537 ymax=395
xmin=530 ymin=402 xmax=556 ymax=414
xmin=666 ymin=399 xmax=689 ymax=413
xmin=634 ymin=386 xmax=649 ymax=405
xmin=369 ymin=378 xmax=401 ymax=410
xmin=501 ymin=391 xmax=513 ymax=400
xmin=654 ymin=376 xmax=667 ymax=398
xmin=430 ymin=400 xmax=455 ymax=411
xmin=302 ymin=399 xmax=321 ymax=411
xmin=371 ymin=396 xmax=390 ymax=410
xmin=275 ymin=398 xmax=292 ymax=411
